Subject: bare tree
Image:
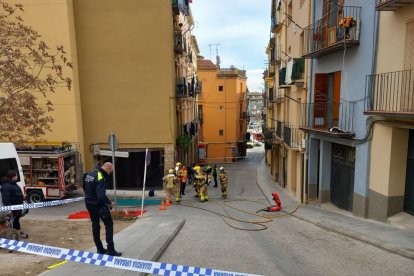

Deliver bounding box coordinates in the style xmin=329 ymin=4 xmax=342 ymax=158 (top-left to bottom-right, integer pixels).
xmin=0 ymin=2 xmax=72 ymax=143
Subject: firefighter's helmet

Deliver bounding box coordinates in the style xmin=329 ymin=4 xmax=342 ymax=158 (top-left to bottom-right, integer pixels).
xmin=176 ymin=162 xmax=182 ymax=167
xmin=220 ymin=167 xmax=225 ymax=172
xmin=168 ymin=169 xmax=174 ymax=174
xmin=194 ymin=165 xmax=201 ymax=172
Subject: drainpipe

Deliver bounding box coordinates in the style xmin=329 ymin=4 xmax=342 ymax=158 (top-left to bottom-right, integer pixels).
xmin=363 ymin=7 xmax=380 ymax=217
xmin=304 ymin=0 xmax=315 ymax=203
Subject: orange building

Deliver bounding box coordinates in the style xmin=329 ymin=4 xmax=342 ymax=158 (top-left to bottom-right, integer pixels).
xmin=197 ymin=58 xmax=248 ymax=163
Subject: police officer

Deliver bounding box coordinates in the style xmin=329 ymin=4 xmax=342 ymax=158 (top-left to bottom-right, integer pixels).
xmin=84 ymin=162 xmax=121 ymax=256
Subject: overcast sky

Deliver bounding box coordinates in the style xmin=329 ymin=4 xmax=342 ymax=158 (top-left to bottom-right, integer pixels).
xmin=190 ymin=0 xmax=270 ymax=93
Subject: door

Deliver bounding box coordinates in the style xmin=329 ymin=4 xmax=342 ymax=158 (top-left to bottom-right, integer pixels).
xmin=314 ymin=74 xmax=329 ymax=128
xmin=330 ymin=143 xmax=355 ymax=211
xmin=404 ymin=129 xmax=414 ymax=215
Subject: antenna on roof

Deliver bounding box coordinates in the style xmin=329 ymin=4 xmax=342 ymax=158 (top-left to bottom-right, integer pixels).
xmin=208 ymin=43 xmax=220 ymax=65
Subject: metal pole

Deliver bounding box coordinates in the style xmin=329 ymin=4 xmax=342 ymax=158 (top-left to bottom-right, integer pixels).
xmin=140 ymin=149 xmax=148 ymax=219
xmin=112 ymin=150 xmax=117 ymax=211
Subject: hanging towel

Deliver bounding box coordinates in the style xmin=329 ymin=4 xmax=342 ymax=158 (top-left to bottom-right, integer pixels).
xmin=285 ymin=60 xmax=293 ymax=85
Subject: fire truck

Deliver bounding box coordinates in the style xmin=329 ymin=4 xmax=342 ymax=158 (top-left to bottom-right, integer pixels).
xmin=16 ymin=142 xmax=83 ymax=203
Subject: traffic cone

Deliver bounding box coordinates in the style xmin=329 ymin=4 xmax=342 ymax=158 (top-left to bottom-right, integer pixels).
xmin=159 ymin=200 xmax=166 ymax=211
xmin=166 ymin=198 xmax=171 ymax=206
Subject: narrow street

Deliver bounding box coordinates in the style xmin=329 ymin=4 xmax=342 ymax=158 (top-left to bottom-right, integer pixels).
xmin=158 ymin=146 xmax=414 ymax=276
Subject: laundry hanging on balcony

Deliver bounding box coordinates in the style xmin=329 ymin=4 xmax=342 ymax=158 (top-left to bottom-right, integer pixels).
xmin=285 ymin=60 xmax=293 ymax=85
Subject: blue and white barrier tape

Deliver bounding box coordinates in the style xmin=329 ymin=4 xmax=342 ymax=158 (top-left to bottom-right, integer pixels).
xmin=0 ymin=197 xmax=84 ymax=212
xmin=0 ymin=239 xmax=261 ymax=276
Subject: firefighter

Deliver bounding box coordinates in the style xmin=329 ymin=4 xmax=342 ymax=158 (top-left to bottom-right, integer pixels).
xmin=192 ymin=165 xmax=203 ymax=198
xmin=163 ymin=169 xmax=181 ymax=203
xmin=203 ymin=163 xmax=212 ymax=185
xmin=199 ymin=167 xmax=209 ymax=202
xmin=180 ymin=165 xmax=188 ymax=196
xmin=175 ymin=162 xmax=183 ymax=196
xmin=218 ymin=167 xmax=229 ymax=199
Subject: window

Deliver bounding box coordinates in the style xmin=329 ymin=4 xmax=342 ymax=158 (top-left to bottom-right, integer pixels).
xmin=219 ymin=85 xmax=223 ymax=92
xmin=219 ymin=129 xmax=224 ymax=136
xmin=219 ymin=106 xmax=224 ymax=111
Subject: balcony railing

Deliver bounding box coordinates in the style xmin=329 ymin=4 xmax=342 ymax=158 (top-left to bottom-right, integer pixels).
xmin=172 ymin=0 xmax=189 ymax=16
xmin=271 ymin=0 xmax=282 ymax=33
xmin=268 ymin=87 xmax=274 ymax=102
xmin=283 ymin=123 xmax=301 ymax=148
xmin=300 ymin=102 xmax=355 ymax=135
xmin=275 ymin=88 xmax=285 ymax=102
xmin=174 ymin=32 xmax=187 ymax=54
xmin=302 ymin=6 xmax=361 ymax=59
xmin=376 ymin=0 xmax=413 ymax=11
xmin=276 ymin=120 xmax=283 ymax=138
xmin=268 ymin=64 xmax=275 ymax=77
xmin=176 ymin=77 xmax=188 ymax=98
xmin=365 ymin=69 xmax=414 ymax=115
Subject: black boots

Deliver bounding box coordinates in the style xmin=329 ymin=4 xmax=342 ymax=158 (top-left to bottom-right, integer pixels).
xmin=97 ymin=243 xmax=122 ymax=256
xmin=107 ymin=243 xmax=122 ymax=256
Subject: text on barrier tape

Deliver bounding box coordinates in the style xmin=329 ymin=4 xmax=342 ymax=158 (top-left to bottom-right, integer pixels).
xmin=0 ymin=197 xmax=84 ymax=212
xmin=0 ymin=239 xmax=262 ymax=276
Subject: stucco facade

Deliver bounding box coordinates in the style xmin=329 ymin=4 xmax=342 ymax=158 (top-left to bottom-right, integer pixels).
xmin=197 ymin=59 xmax=248 ymax=164
xmin=304 ymin=0 xmax=377 ymax=217
xmin=367 ymin=2 xmax=414 ymax=220
xmin=265 ymin=0 xmax=310 ymax=202
xmin=6 ymin=0 xmax=200 ymax=189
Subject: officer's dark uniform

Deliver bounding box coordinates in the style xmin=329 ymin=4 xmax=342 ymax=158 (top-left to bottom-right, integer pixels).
xmin=84 ymin=166 xmax=121 ymax=256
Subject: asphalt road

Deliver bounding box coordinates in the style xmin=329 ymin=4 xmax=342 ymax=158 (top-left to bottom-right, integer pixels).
xmin=158 ymin=146 xmax=414 ymax=276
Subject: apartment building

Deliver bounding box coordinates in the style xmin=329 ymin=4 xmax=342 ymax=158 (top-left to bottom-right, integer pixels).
xmin=7 ymin=0 xmax=200 ymax=189
xmin=247 ymin=91 xmax=264 ymax=127
xmin=265 ymin=0 xmax=310 ymax=201
xmin=197 ymin=59 xmax=248 ymax=164
xmin=365 ymin=0 xmax=414 ymax=220
xmin=302 ymin=0 xmax=377 ymax=216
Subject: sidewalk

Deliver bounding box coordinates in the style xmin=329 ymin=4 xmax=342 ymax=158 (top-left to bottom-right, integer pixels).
xmin=256 ymin=159 xmax=414 ymax=260
xmin=42 ymin=212 xmax=185 ymax=276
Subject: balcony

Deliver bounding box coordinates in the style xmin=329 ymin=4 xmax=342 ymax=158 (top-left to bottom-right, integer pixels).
xmin=270 ymin=0 xmax=283 ymax=33
xmin=300 ymin=102 xmax=355 ymax=138
xmin=176 ymin=77 xmax=188 ymax=98
xmin=376 ymin=0 xmax=413 ymax=11
xmin=174 ymin=32 xmax=187 ymax=55
xmin=302 ymin=6 xmax=361 ymax=59
xmin=283 ymin=123 xmax=301 ymax=148
xmin=276 ymin=120 xmax=283 ymax=138
xmin=268 ymin=64 xmax=275 ymax=78
xmin=365 ymin=69 xmax=414 ymax=116
xmin=275 ymin=88 xmax=285 ymax=102
xmin=172 ymin=0 xmax=189 ymax=16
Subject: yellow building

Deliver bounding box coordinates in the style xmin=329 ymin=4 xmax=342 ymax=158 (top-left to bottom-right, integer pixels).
xmin=4 ymin=0 xmax=201 ymax=189
xmin=197 ymin=59 xmax=248 ymax=164
xmin=265 ymin=0 xmax=310 ymax=202
xmin=366 ymin=1 xmax=414 ymax=220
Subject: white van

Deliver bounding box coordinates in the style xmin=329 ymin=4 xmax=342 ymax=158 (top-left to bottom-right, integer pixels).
xmin=0 ymin=143 xmax=26 ymax=192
